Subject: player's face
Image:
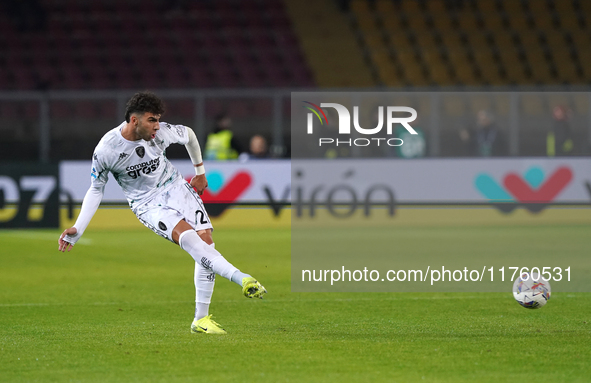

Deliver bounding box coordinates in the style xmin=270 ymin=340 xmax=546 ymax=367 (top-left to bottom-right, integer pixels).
xmin=134 ymin=112 xmax=161 ymax=141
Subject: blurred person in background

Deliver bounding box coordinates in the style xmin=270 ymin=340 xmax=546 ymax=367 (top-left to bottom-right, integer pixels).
xmin=204 ymin=113 xmax=243 ymax=160
xmin=238 ymin=134 xmax=270 ymax=161
xmin=392 ymin=113 xmax=426 ymax=159
xmin=547 ymin=105 xmax=574 ymax=157
xmin=249 ymin=134 xmax=269 ymax=159
xmin=459 ymin=109 xmax=506 ymax=157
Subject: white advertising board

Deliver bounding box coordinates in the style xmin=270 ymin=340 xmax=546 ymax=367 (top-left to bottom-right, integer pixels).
xmin=293 ymin=158 xmax=591 ymax=204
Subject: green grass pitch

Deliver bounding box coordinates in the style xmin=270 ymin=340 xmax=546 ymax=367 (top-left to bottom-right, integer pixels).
xmin=1 ymin=210 xmax=590 ymax=382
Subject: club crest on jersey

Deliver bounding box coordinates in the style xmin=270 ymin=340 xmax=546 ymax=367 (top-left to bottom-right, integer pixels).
xmin=135 ymin=146 xmax=145 ymax=158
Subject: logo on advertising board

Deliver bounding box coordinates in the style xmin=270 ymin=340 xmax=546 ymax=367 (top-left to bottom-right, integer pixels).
xmin=475 ymin=166 xmax=573 ymax=213
xmin=303 ymin=101 xmax=418 ymax=148
xmin=186 ymin=170 xmax=252 ymax=216
xmin=0 ymin=164 xmax=60 ymax=228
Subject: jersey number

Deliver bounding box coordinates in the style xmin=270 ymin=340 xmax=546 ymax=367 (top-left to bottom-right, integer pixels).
xmin=196 ymin=210 xmax=209 ymax=224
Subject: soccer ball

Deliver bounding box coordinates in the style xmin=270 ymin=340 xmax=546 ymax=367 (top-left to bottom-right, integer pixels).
xmin=512 ymin=272 xmax=551 ymax=309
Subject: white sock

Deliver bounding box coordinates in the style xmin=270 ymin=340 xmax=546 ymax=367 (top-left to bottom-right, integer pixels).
xmin=195 ymin=302 xmax=210 ymax=320
xmin=179 ymin=230 xmax=239 ymax=282
xmin=208 ymin=243 xmax=252 ymax=285
xmin=194 ymin=260 xmax=214 ymax=320
xmin=231 ymin=270 xmax=251 ymax=285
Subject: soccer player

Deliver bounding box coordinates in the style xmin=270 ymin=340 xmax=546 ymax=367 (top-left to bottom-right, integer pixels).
xmin=57 ymin=92 xmax=266 ymax=334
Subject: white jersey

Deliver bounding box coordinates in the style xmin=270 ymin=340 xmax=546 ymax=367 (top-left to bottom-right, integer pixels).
xmin=91 ymin=121 xmax=190 ymax=212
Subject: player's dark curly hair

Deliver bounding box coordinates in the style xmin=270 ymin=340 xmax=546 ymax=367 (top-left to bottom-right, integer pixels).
xmin=125 ymin=92 xmax=165 ymax=122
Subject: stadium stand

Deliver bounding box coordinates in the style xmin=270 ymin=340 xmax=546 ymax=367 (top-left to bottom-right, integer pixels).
xmin=283 ymin=0 xmax=375 ymax=87
xmin=4 ymin=0 xmax=588 ymax=91
xmin=350 ymin=0 xmax=591 ymax=86
xmin=0 ymin=0 xmax=314 ymax=91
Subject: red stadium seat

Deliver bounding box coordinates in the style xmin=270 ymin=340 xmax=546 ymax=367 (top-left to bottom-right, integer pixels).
xmin=5 ymin=0 xmax=314 ymax=90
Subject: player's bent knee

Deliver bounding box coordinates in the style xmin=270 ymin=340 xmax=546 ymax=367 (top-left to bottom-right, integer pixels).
xmin=197 ymin=229 xmax=213 ymax=245
xmin=172 ymin=219 xmax=194 ymax=244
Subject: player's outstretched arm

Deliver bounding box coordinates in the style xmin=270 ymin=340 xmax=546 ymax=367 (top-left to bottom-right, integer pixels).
xmin=57 ymin=185 xmax=104 ymax=252
xmin=185 ymin=128 xmax=208 ymax=195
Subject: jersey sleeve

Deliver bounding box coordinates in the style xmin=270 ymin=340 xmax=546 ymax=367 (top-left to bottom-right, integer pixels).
xmin=90 ymin=149 xmax=109 ymax=187
xmin=159 ymin=122 xmax=190 ymax=147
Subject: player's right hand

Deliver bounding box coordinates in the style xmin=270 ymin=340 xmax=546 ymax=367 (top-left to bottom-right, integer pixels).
xmin=58 ymin=227 xmax=77 ymax=252
xmin=190 ymin=174 xmax=208 ymax=196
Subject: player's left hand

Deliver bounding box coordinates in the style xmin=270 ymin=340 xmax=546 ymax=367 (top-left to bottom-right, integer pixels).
xmin=190 ymin=174 xmax=208 ymax=195
xmin=58 ymin=227 xmax=77 ymax=252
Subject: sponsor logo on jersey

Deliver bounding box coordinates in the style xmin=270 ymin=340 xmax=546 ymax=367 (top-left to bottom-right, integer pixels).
xmin=135 ymin=146 xmax=145 ymax=158
xmin=118 ymin=152 xmax=129 ymax=160
xmin=126 ymin=158 xmax=160 ymax=179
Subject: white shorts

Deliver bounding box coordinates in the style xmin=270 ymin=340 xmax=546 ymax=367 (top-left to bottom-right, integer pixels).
xmin=135 ymin=180 xmax=213 ymax=242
